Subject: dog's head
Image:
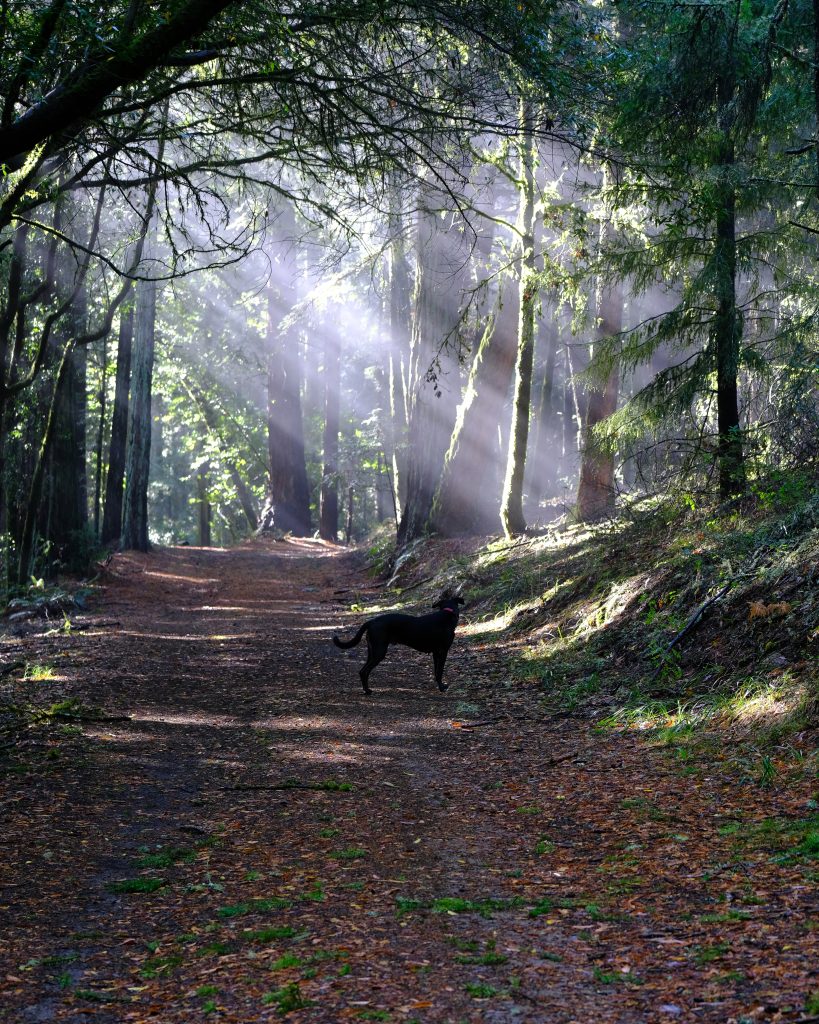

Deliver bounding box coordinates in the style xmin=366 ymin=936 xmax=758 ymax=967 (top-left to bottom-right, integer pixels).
xmin=434 ymin=595 xmax=465 ymax=612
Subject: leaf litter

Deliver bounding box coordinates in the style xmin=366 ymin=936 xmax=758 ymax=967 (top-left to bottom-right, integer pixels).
xmin=0 ymin=537 xmax=816 ymax=1022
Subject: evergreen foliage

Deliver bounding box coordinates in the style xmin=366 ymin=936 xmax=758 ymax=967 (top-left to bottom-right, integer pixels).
xmin=0 ymin=0 xmax=816 ymax=585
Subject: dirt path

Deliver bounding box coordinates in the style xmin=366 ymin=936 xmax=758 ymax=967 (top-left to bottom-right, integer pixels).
xmin=1 ymin=540 xmax=816 ymax=1023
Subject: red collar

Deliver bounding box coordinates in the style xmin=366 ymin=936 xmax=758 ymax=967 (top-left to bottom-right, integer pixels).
xmin=441 ymin=607 xmax=457 ymax=615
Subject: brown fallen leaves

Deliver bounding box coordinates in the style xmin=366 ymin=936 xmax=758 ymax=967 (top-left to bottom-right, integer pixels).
xmin=748 ymin=600 xmax=793 ymax=620
xmin=0 ymin=540 xmax=816 ymax=1023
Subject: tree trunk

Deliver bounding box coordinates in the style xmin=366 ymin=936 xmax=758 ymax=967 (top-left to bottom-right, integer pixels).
xmin=45 ymin=291 xmax=88 ymax=555
xmin=501 ymin=97 xmax=538 ymax=538
xmin=197 ymin=469 xmax=212 ymax=546
xmin=260 ymin=203 xmax=311 ymax=536
xmin=576 ymin=279 xmax=623 ymax=521
xmin=16 ymin=342 xmax=75 ymax=582
xmin=93 ymin=332 xmax=108 ymax=537
xmin=397 ymin=200 xmax=466 ymax=545
xmin=101 ymin=301 xmax=134 ymax=544
xmin=121 ymin=273 xmax=157 ymax=552
xmin=430 ymin=275 xmax=519 ymax=536
xmin=714 ymin=60 xmax=746 ymax=500
xmin=345 ymin=485 xmax=354 ymax=544
xmin=319 ymin=326 xmax=340 ymax=542
xmin=387 ymin=182 xmax=412 ymax=518
xmin=814 ymin=0 xmax=819 ymax=193
xmin=0 ymin=225 xmax=28 ymax=542
xmin=528 ymin=308 xmax=561 ymax=504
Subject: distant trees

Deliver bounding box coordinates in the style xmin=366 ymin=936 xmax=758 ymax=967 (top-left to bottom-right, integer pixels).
xmin=1 ymin=0 xmax=817 ymax=588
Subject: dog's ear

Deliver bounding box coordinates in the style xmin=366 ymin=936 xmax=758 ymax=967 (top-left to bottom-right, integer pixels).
xmin=456 ymin=596 xmax=465 ymax=605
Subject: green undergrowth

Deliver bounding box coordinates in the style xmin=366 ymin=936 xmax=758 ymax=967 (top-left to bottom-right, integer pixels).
xmin=378 ymin=473 xmax=819 ymax=754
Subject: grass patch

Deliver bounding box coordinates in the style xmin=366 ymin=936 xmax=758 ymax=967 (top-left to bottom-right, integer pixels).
xmin=107 ymin=877 xmax=165 ymax=894
xmin=465 ymin=982 xmax=500 ymax=998
xmin=199 ymin=942 xmax=231 ymax=956
xmin=455 ymin=952 xmax=509 ymax=966
xmin=262 ymin=982 xmax=311 ymax=1014
xmin=396 ymin=897 xmax=422 ymax=914
xmin=242 ymin=925 xmax=299 ymax=945
xmin=141 ymin=954 xmax=183 ymax=979
xmin=447 ymin=937 xmax=480 ymax=952
xmin=217 ymin=897 xmax=291 ymax=918
xmin=528 ymin=898 xmax=553 ymax=918
xmin=74 ymin=989 xmax=124 ymax=1003
xmin=300 ymin=880 xmax=325 ymax=902
xmin=618 ymin=796 xmax=669 ymax=821
xmin=431 ymin=896 xmax=525 ymax=917
xmin=270 ymin=953 xmax=303 ymax=971
xmin=398 ymin=895 xmax=526 ymax=918
xmin=724 ymin=812 xmax=819 ymax=866
xmin=699 ymin=910 xmax=752 ymax=923
xmin=593 ymin=966 xmax=643 ymax=985
xmin=136 ymin=846 xmax=195 ymax=869
xmin=693 ymin=942 xmax=730 ymax=965
xmin=23 ymin=663 xmax=56 ymax=682
xmin=330 ymin=847 xmax=367 ymax=860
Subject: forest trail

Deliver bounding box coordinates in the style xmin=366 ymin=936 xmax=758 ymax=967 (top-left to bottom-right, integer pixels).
xmin=1 ymin=540 xmax=815 ymax=1024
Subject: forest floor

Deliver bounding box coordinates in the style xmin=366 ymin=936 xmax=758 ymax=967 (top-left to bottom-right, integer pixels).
xmin=0 ymin=537 xmax=816 ymax=1024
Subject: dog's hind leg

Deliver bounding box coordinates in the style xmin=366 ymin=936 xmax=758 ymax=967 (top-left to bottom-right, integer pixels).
xmin=433 ymin=648 xmax=449 ymax=692
xmin=359 ymin=635 xmax=387 ymax=696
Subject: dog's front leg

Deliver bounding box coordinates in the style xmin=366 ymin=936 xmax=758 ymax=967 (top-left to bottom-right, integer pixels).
xmin=433 ymin=649 xmax=449 ymax=692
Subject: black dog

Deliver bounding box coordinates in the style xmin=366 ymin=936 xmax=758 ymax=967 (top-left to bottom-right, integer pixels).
xmin=332 ymin=596 xmax=465 ymax=695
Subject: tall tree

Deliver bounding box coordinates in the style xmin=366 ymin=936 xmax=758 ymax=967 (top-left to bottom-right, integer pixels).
xmin=397 ymin=197 xmax=467 ymax=545
xmin=260 ymin=203 xmax=311 ymax=536
xmin=713 ymin=25 xmax=746 ymax=499
xmin=386 ymin=183 xmax=413 ymax=518
xmin=528 ymin=306 xmax=562 ymax=506
xmin=101 ymin=302 xmax=134 ymax=544
xmin=319 ymin=325 xmax=341 ymax=542
xmin=45 ymin=289 xmax=88 ymax=556
xmin=430 ymin=277 xmax=519 ymax=535
xmin=576 ymin=278 xmax=623 ymax=520
xmin=591 ymin=0 xmax=796 ymax=500
xmin=121 ymin=273 xmax=158 ymax=552
xmin=501 ymin=96 xmax=538 ymax=537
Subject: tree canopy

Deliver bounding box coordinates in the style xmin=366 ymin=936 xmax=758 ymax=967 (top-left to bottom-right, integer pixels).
xmin=0 ymin=0 xmax=816 ymax=581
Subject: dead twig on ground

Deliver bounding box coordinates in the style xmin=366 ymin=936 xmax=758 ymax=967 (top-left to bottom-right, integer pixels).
xmin=389 ymin=575 xmax=434 ymax=594
xmin=53 ymin=712 xmax=132 ymax=723
xmin=650 ymin=581 xmax=733 ymax=680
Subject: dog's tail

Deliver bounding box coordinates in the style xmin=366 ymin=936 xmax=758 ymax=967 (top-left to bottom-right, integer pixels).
xmin=332 ymin=623 xmax=367 ymax=650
